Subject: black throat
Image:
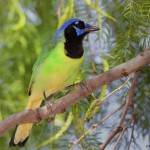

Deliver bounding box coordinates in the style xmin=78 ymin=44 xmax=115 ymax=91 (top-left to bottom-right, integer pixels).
xmin=64 ymin=26 xmax=85 ymax=59
xmin=64 ymin=39 xmax=84 ymax=59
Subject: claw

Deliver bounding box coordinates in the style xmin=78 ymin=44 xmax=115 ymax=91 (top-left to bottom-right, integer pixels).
xmin=43 ymin=91 xmax=55 ymax=121
xmin=64 ymin=84 xmax=76 ymax=90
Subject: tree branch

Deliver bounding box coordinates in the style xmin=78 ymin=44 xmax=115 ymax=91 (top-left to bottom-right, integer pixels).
xmin=70 ymin=102 xmax=124 ymax=150
xmin=100 ymin=71 xmax=139 ymax=150
xmin=0 ymin=47 xmax=150 ymax=137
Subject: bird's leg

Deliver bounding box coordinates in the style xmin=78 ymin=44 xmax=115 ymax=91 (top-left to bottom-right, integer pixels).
xmin=64 ymin=83 xmax=79 ymax=90
xmin=43 ymin=91 xmax=55 ymax=123
xmin=64 ymin=81 xmax=88 ymax=91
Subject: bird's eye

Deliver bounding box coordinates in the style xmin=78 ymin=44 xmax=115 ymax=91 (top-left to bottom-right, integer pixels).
xmin=74 ymin=21 xmax=85 ymax=29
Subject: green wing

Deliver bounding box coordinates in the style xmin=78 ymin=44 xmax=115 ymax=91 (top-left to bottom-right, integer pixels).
xmin=28 ymin=34 xmax=64 ymax=95
xmin=28 ymin=36 xmax=62 ymax=95
xmin=28 ymin=50 xmax=50 ymax=95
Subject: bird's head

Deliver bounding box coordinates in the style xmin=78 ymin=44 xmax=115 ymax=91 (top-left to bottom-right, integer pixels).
xmin=53 ymin=18 xmax=99 ymax=58
xmin=55 ymin=18 xmax=99 ymax=43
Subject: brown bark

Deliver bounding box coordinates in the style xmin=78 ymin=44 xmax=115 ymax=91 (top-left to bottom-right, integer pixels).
xmin=0 ymin=47 xmax=150 ymax=137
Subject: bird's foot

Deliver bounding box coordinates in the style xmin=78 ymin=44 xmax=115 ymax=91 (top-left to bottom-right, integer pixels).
xmin=43 ymin=91 xmax=55 ymax=122
xmin=64 ymin=81 xmax=89 ymax=91
xmin=46 ymin=101 xmax=55 ymax=123
xmin=64 ymin=84 xmax=76 ymax=90
xmin=64 ymin=82 xmax=82 ymax=90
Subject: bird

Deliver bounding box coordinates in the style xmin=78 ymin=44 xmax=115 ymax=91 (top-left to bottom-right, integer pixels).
xmin=9 ymin=18 xmax=99 ymax=147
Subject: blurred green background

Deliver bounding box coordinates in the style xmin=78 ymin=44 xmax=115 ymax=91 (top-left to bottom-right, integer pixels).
xmin=0 ymin=0 xmax=150 ymax=150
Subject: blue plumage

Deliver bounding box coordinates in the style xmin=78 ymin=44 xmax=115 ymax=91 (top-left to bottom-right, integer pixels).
xmin=56 ymin=18 xmax=80 ymax=34
xmin=56 ymin=18 xmax=80 ymax=35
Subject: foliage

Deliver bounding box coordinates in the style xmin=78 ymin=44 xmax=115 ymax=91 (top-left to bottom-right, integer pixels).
xmin=109 ymin=0 xmax=150 ymax=66
xmin=0 ymin=0 xmax=149 ymax=150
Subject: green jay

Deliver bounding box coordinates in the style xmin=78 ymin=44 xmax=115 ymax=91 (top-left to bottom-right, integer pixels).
xmin=9 ymin=18 xmax=99 ymax=147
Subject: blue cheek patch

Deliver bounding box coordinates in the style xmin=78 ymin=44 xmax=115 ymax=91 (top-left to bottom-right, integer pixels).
xmin=73 ymin=26 xmax=85 ymax=36
xmin=85 ymin=23 xmax=91 ymax=28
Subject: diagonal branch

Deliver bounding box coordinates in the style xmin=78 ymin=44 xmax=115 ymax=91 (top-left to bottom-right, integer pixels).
xmin=0 ymin=47 xmax=150 ymax=137
xmin=70 ymin=103 xmax=124 ymax=150
xmin=100 ymin=71 xmax=139 ymax=150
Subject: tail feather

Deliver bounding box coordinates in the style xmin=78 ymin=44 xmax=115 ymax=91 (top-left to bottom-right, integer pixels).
xmin=9 ymin=98 xmax=42 ymax=147
xmin=9 ymin=125 xmax=29 ymax=147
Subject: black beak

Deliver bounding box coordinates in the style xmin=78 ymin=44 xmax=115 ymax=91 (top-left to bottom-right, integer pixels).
xmin=84 ymin=26 xmax=100 ymax=33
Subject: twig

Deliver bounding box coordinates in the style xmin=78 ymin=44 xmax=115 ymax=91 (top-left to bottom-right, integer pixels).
xmin=84 ymin=74 xmax=130 ymax=122
xmin=70 ymin=103 xmax=124 ymax=150
xmin=0 ymin=49 xmax=150 ymax=136
xmin=114 ymin=119 xmax=133 ymax=150
xmin=113 ymin=72 xmax=139 ymax=150
xmin=119 ymin=72 xmax=139 ymax=127
xmin=96 ymin=75 xmax=131 ymax=105
xmin=100 ymin=126 xmax=123 ymax=150
xmin=100 ymin=72 xmax=139 ymax=150
xmin=126 ymin=76 xmax=137 ymax=150
xmin=127 ymin=121 xmax=135 ymax=150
